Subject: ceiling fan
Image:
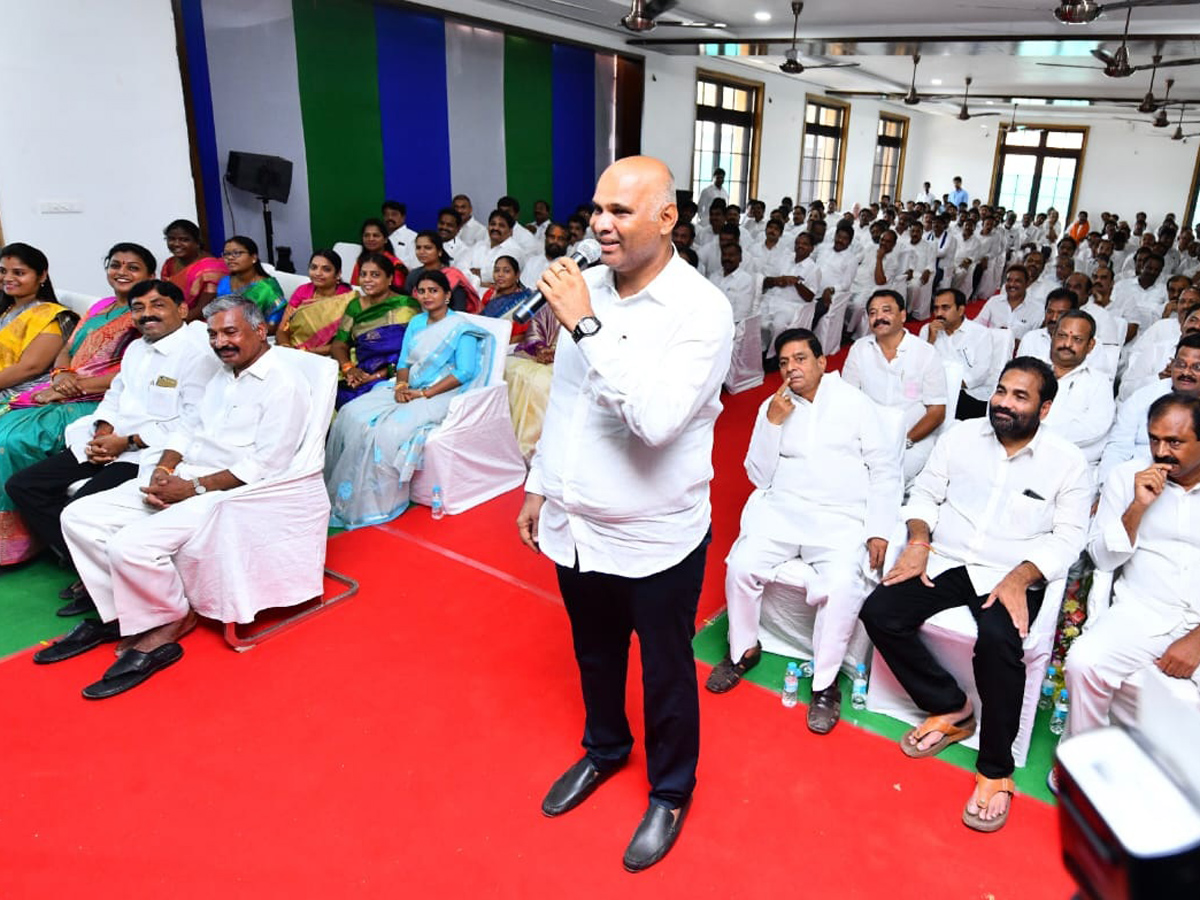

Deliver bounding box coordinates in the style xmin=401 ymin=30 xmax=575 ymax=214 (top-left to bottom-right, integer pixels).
xmin=956 ymin=77 xmax=1002 ymax=121
xmin=1040 ymin=7 xmax=1200 ymax=77
xmin=1053 ymin=0 xmax=1200 ymax=26
xmin=903 ymin=54 xmax=922 ymax=105
xmin=999 ymin=103 xmax=1035 ymax=132
xmin=618 ymin=0 xmax=726 ymax=33
xmin=778 ymin=2 xmax=860 ymax=75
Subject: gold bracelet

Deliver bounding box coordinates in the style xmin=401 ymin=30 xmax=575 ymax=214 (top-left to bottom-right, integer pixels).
xmin=154 ymin=465 xmax=175 ymax=476
xmin=340 ymin=361 xmax=354 ymax=373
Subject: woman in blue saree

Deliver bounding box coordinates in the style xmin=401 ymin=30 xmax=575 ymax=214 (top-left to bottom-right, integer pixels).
xmin=480 ymin=255 xmax=534 ymax=342
xmin=325 ymin=269 xmax=493 ymax=528
xmin=330 ymin=253 xmax=419 ymax=409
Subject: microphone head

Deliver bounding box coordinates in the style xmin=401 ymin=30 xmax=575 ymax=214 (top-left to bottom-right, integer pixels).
xmin=574 ymin=238 xmax=602 ymax=266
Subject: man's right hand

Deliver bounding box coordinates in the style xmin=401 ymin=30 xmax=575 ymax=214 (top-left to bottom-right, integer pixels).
xmin=85 ymin=433 xmax=128 ymax=464
xmin=766 ymin=382 xmax=794 ymax=425
xmin=926 ymin=319 xmax=945 ymax=342
xmin=882 ymin=543 xmax=934 ymax=587
xmin=517 ymin=492 xmax=546 ymax=553
xmin=1133 ymin=462 xmax=1171 ymax=508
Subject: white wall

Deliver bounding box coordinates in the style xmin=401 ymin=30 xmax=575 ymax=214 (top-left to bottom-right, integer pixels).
xmin=0 ymin=0 xmax=197 ymax=297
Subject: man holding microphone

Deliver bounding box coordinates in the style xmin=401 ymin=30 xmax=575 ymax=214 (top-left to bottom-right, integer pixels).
xmin=516 ymin=156 xmax=733 ymax=872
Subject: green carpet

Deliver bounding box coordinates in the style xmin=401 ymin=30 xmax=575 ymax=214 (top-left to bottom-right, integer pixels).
xmin=0 ymin=555 xmax=78 ymax=660
xmin=694 ymin=612 xmax=1059 ymax=804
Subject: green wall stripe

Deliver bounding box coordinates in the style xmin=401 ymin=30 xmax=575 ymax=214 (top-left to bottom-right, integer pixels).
xmin=503 ymin=34 xmax=554 ymax=217
xmin=292 ymin=0 xmax=384 ymax=249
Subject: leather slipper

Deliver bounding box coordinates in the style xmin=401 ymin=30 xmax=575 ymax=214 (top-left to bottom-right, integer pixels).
xmin=900 ymin=712 xmax=977 ymax=759
xmin=33 ymin=619 xmax=121 ymax=664
xmin=58 ymin=579 xmax=85 ymax=600
xmin=962 ymin=773 xmax=1015 ymax=833
xmin=81 ymin=643 xmax=184 ymax=700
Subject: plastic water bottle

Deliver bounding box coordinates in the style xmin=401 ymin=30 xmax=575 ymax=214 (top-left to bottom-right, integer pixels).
xmin=797 ymin=659 xmax=814 ymax=678
xmin=781 ymin=662 xmax=799 ymax=708
xmin=851 ymin=663 xmax=869 ymax=710
xmin=431 ymin=485 xmax=445 ymax=520
xmin=1049 ymin=688 xmax=1069 ymax=736
xmin=1038 ymin=665 xmax=1058 ymax=711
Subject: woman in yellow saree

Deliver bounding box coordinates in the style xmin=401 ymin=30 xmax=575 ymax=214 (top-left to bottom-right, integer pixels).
xmin=276 ymin=248 xmax=355 ymax=355
xmin=0 ymin=243 xmax=72 ymax=408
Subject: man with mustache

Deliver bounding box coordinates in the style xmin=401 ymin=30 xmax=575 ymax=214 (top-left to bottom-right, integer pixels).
xmin=860 ymin=357 xmax=1090 ymax=833
xmin=709 ymin=328 xmax=901 ymax=736
xmin=842 ymin=290 xmax=946 ymax=484
xmin=1016 ymin=288 xmax=1079 ymax=366
xmin=1100 ymin=333 xmax=1200 ymax=484
xmin=977 ymin=264 xmax=1043 ymax=341
xmin=1040 ymin=310 xmax=1115 ymax=482
xmin=38 ymin=297 xmax=309 ymax=698
xmin=1063 ymin=393 xmax=1200 ymax=739
xmin=6 ymin=280 xmax=218 ymax=617
xmin=919 ymin=288 xmax=993 ymax=420
xmin=520 ymin=222 xmax=571 ymax=288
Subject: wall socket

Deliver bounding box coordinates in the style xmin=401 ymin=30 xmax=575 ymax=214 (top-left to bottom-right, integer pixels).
xmin=39 ymin=200 xmax=83 ymax=214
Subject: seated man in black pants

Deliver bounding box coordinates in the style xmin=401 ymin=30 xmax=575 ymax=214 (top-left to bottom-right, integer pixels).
xmin=4 ymin=279 xmax=217 ymax=614
xmin=859 ymin=357 xmax=1090 ymax=833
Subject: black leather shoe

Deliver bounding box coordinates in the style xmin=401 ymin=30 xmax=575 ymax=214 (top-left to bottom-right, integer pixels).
xmin=57 ymin=593 xmax=96 ymax=617
xmin=58 ymin=580 xmax=84 ymax=600
xmin=81 ymin=643 xmax=183 ymax=700
xmin=622 ymin=798 xmax=692 ymax=872
xmin=541 ymin=756 xmax=626 ymax=817
xmin=32 ymin=619 xmax=121 ymax=664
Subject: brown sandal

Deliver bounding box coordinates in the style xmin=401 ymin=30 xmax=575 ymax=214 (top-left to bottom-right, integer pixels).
xmin=900 ymin=712 xmax=977 ymax=758
xmin=704 ymin=643 xmax=761 ymax=693
xmin=962 ymin=773 xmax=1015 ymax=833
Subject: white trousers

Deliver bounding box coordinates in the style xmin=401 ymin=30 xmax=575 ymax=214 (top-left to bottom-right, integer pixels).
xmin=1064 ymin=600 xmax=1200 ymax=737
xmin=725 ymin=533 xmax=869 ymax=691
xmin=906 ymin=278 xmax=932 ymax=321
xmin=62 ymin=477 xmax=223 ymax=635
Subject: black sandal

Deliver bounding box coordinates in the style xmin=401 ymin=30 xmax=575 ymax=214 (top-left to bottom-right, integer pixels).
xmin=705 ymin=643 xmax=762 ymax=693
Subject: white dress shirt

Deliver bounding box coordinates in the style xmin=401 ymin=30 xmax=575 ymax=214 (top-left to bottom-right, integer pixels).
xmin=697 ymin=183 xmax=729 ymax=220
xmin=526 ymin=253 xmax=734 ymax=577
xmin=1118 ymin=317 xmax=1180 ymax=401
xmin=1098 ymin=378 xmax=1172 ymax=485
xmin=903 ymin=419 xmax=1091 ymax=593
xmin=470 ymin=237 xmax=527 ymax=288
xmin=165 ymin=347 xmax=309 ymax=486
xmin=457 ymin=216 xmax=488 ymax=248
xmin=817 ymin=245 xmax=858 ymax=301
xmin=1111 ymin=279 xmax=1168 ymax=333
xmin=918 ymin=317 xmax=994 ymax=401
xmin=710 ymin=267 xmax=760 ymax=323
xmin=522 ymin=253 xmax=555 ymax=289
xmin=976 ymin=294 xmax=1044 ymax=341
xmin=1041 ymin=361 xmax=1116 ymax=467
xmin=842 ymin=331 xmax=947 ymax=436
xmin=899 ymin=236 xmax=935 ymax=281
xmin=1090 ymin=459 xmax=1200 ymax=633
xmin=1080 ymin=299 xmax=1122 ymax=348
xmin=1019 ymin=327 xmax=1053 ymax=365
xmin=67 ymin=322 xmax=220 ymax=465
xmin=742 ymin=372 xmax=901 ymax=545
xmin=389 ymin=225 xmax=419 ymax=269
xmin=695 ymin=241 xmax=721 ymax=278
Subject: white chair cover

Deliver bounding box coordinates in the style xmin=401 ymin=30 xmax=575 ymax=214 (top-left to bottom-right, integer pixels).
xmin=173 ymin=348 xmax=337 ymax=624
xmin=986 ymin=326 xmax=1015 ymax=389
xmin=262 ymin=263 xmax=309 ymax=300
xmin=409 ymin=313 xmax=526 ymax=514
xmin=332 ymin=242 xmax=363 ymax=279
xmin=724 ymin=314 xmax=765 ymax=394
xmin=813 ymin=295 xmax=849 ymax=357
xmin=55 ymin=290 xmax=101 ymax=317
xmin=865 ymin=524 xmax=1064 ymax=767
xmin=940 ymin=359 xmax=965 ymax=430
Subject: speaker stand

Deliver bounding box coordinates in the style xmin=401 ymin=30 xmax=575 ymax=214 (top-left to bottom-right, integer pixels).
xmin=258 ymin=196 xmax=276 ymax=266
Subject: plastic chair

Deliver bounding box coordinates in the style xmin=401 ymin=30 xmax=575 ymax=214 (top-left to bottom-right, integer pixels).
xmin=332 ymin=242 xmax=363 ymax=282
xmin=409 ymin=314 xmax=527 ymax=514
xmin=865 ymin=524 xmax=1065 ymax=767
xmin=262 ymin=263 xmax=309 ymax=300
xmin=55 ymin=290 xmax=101 ymax=317
xmin=168 ymin=348 xmax=358 ymax=650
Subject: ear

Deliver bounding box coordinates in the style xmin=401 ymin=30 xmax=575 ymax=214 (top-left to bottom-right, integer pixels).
xmin=659 ymin=202 xmax=679 ymax=237
xmin=1038 ymin=398 xmax=1053 ymax=422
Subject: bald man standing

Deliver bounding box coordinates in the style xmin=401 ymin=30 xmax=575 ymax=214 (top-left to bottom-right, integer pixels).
xmin=517 ymin=157 xmax=733 ymax=872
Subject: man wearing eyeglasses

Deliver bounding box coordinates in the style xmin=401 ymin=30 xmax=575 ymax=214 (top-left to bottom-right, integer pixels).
xmin=1099 ymin=333 xmax=1200 ymax=484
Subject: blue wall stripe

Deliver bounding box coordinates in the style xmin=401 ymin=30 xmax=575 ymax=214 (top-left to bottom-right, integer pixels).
xmin=374 ymin=5 xmax=452 ymax=230
xmin=551 ymin=44 xmax=597 ymax=219
xmin=179 ymin=0 xmax=225 ymax=252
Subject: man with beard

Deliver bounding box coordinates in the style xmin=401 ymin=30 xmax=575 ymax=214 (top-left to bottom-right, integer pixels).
xmin=451 ymin=193 xmax=487 ymax=248
xmin=842 ymin=290 xmax=946 ymax=484
xmin=521 ymin=222 xmax=571 ymax=287
xmin=1016 ymin=288 xmax=1079 ymax=365
xmin=708 ymin=328 xmax=901 ymax=736
xmin=977 ymin=264 xmax=1043 ymax=341
xmin=1023 ymin=250 xmax=1056 ymax=309
xmin=859 ymin=357 xmax=1090 ymax=833
xmin=1040 ymin=310 xmax=1115 ymax=482
xmin=1062 ymin=393 xmax=1200 ymax=739
xmin=919 ymin=288 xmax=994 ymax=420
xmin=40 ymin=297 xmax=310 ymax=697
xmin=1100 ymin=333 xmax=1200 ymax=484
xmin=5 ymin=280 xmax=219 ymax=616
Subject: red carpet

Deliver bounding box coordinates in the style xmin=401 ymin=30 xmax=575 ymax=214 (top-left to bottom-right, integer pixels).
xmin=0 ymin=525 xmax=1073 ymax=899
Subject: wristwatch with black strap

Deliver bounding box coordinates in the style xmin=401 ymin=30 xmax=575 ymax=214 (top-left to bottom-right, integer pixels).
xmin=571 ymin=315 xmax=601 ymax=343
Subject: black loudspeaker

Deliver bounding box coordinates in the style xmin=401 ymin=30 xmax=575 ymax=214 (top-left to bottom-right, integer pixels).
xmin=225 ymin=151 xmax=293 ymax=203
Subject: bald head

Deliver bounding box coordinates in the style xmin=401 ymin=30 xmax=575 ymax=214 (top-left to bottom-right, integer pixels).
xmin=591 ymin=156 xmax=679 ymax=288
xmin=600 ymin=156 xmax=676 ymax=218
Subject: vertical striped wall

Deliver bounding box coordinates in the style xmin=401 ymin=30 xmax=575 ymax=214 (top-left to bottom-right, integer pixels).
xmin=179 ymin=0 xmax=625 ymax=259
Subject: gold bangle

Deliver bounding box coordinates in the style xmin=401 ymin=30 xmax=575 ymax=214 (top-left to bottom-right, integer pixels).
xmin=340 ymin=362 xmax=354 ymax=373
xmin=908 ymin=540 xmax=932 ymax=550
xmin=395 ymin=381 xmax=409 ymax=389
xmin=154 ymin=465 xmax=175 ymax=476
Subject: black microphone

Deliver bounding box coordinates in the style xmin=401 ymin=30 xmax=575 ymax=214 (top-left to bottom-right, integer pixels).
xmin=512 ymin=239 xmax=602 ymax=324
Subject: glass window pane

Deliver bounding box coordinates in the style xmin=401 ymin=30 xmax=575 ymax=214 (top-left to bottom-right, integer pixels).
xmin=1005 ymin=130 xmax=1040 ymax=147
xmin=1046 ymin=130 xmax=1084 ymax=149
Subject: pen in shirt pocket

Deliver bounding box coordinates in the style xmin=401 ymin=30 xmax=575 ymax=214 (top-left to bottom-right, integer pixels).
xmin=1022 ymin=488 xmax=1045 ymax=500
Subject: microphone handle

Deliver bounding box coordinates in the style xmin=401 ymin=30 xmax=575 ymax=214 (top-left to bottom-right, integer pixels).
xmin=512 ymin=248 xmax=595 ymax=325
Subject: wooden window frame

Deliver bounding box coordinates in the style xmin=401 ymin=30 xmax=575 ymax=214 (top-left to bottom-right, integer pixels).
xmin=798 ymin=94 xmax=851 ymax=207
xmin=988 ymin=123 xmax=1089 ymax=219
xmin=690 ymin=68 xmax=764 ymax=205
xmin=872 ymin=112 xmax=909 ymax=204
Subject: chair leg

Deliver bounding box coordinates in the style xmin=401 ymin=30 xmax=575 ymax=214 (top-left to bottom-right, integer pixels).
xmin=223 ymin=567 xmax=360 ymax=651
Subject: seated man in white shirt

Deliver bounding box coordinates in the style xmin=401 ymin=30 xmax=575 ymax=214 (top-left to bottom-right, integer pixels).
xmin=1041 ymin=310 xmax=1116 ymax=480
xmin=843 ymin=290 xmax=946 ymax=483
xmin=38 ymin=297 xmax=311 ymax=699
xmin=900 ymin=221 xmax=936 ymax=320
xmin=759 ymin=232 xmax=822 ymax=356
xmin=710 ymin=242 xmax=758 ymax=324
xmin=920 ymin=288 xmax=994 ymax=420
xmin=1018 ymin=288 xmax=1079 ymax=364
xmin=436 ymin=207 xmax=469 ymax=268
xmin=811 ymin=222 xmax=859 ymax=345
xmin=1064 ymin=393 xmax=1200 ymax=738
xmin=977 ymin=264 xmax=1044 ymax=341
xmin=522 ymin=222 xmax=570 ymax=288
xmin=452 ymin=193 xmax=487 ymax=248
xmin=5 ymin=280 xmax=219 ymax=616
xmin=1100 ymin=333 xmax=1200 ymax=484
xmin=1111 ymin=252 xmax=1168 ymax=337
xmin=860 ymin=358 xmax=1090 ymax=832
xmin=846 ymin=227 xmax=901 ymax=340
xmin=1118 ymin=293 xmax=1200 ymax=402
xmin=382 ymin=200 xmax=418 ymax=269
xmin=498 ymin=195 xmax=543 ymax=258
xmin=527 ymin=199 xmax=552 ymax=241
xmin=747 ymin=218 xmax=788 ymax=275
xmin=708 ymin=328 xmax=901 ymax=736
xmin=466 ymin=209 xmax=526 ymax=289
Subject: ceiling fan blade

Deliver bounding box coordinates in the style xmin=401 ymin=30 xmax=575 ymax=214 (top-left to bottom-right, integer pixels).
xmin=802 ymin=62 xmax=862 ymax=70
xmin=642 ymin=0 xmax=681 ymax=18
xmin=1151 ymin=57 xmax=1200 ymax=70
xmin=1100 ymin=0 xmax=1200 ymax=12
xmin=970 ymin=112 xmax=1003 ymax=118
xmin=654 ymin=19 xmax=727 ymax=27
xmin=1037 ymin=62 xmax=1105 ymax=70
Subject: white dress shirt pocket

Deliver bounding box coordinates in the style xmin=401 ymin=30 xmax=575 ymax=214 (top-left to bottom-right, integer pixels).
xmin=223 ymin=405 xmax=258 ymax=447
xmin=145 ymin=384 xmax=180 ymax=419
xmin=1002 ymin=491 xmax=1053 ymax=535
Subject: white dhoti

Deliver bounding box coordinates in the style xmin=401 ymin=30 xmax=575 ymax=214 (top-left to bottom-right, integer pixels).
xmin=725 ymin=532 xmax=871 ymax=692
xmin=902 ymin=434 xmax=935 ymax=485
xmin=906 ymin=277 xmax=932 ymax=321
xmin=62 ymin=470 xmax=224 ymax=635
xmin=1063 ymin=600 xmax=1200 ymax=737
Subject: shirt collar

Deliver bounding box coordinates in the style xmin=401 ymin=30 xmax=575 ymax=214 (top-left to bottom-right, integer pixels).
xmin=224 ymin=345 xmax=278 ymax=381
xmin=146 ymin=322 xmax=189 ymax=355
xmin=978 ymin=417 xmax=1047 ymax=460
xmin=596 ymin=248 xmax=687 ymax=307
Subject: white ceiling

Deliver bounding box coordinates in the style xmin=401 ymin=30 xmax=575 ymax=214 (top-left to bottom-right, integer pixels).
xmin=500 ymin=0 xmax=1200 ymax=121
